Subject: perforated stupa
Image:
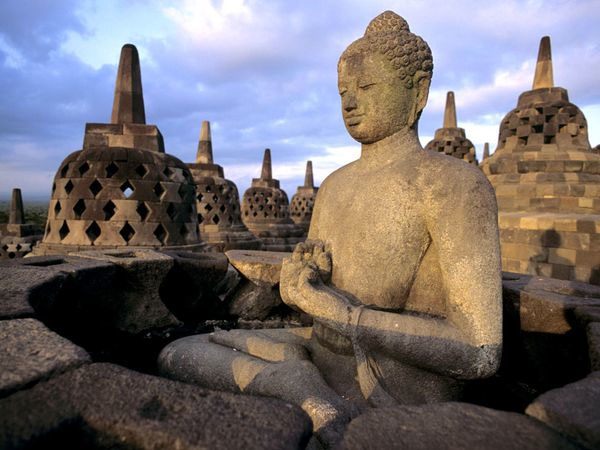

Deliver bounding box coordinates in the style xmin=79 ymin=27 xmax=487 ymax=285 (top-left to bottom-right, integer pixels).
xmin=34 ymin=44 xmax=204 ymax=255
xmin=424 ymin=91 xmax=478 ymax=165
xmin=290 ymin=160 xmax=318 ymax=234
xmin=187 ymin=121 xmax=262 ymax=251
xmin=240 ymin=149 xmax=304 ymax=251
xmin=481 ymin=37 xmax=600 ymax=284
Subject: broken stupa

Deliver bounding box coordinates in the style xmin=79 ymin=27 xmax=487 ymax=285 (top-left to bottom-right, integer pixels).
xmin=33 ymin=44 xmax=205 ymax=255
xmin=424 ymin=91 xmax=478 ymax=165
xmin=481 ymin=36 xmax=600 ymax=284
xmin=0 ymin=188 xmax=43 ymax=259
xmin=187 ymin=121 xmax=262 ymax=251
xmin=240 ymin=149 xmax=304 ymax=251
xmin=289 ymin=160 xmax=318 ymax=234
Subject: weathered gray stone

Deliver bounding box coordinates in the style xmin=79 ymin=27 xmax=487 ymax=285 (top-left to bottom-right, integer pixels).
xmin=339 ymin=403 xmax=579 ymax=449
xmin=0 ymin=318 xmax=90 ymax=397
xmin=226 ymin=250 xmax=289 ymax=286
xmin=73 ymin=249 xmax=181 ymax=333
xmin=587 ymin=322 xmax=600 ymax=370
xmin=526 ymin=371 xmax=600 ymax=449
xmin=0 ymin=363 xmax=311 ymax=449
xmin=228 ymin=281 xmax=282 ymax=320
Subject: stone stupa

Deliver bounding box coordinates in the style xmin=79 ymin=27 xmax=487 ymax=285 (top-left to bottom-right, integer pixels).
xmin=424 ymin=91 xmax=478 ymax=165
xmin=290 ymin=160 xmax=318 ymax=234
xmin=0 ymin=188 xmax=43 ymax=259
xmin=482 ymin=142 xmax=490 ymax=160
xmin=481 ymin=36 xmax=600 ymax=284
xmin=241 ymin=149 xmax=304 ymax=251
xmin=187 ymin=121 xmax=262 ymax=251
xmin=34 ymin=44 xmax=205 ymax=255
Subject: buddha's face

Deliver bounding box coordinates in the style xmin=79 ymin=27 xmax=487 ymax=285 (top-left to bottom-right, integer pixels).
xmin=338 ymin=50 xmax=416 ymax=144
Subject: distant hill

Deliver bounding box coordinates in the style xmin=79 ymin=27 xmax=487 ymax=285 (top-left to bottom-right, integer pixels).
xmin=0 ymin=200 xmax=48 ymax=228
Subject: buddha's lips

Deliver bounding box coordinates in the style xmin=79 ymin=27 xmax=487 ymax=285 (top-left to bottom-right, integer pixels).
xmin=345 ymin=115 xmax=363 ymax=126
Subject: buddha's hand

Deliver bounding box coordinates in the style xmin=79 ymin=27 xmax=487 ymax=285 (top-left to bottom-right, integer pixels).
xmin=280 ymin=240 xmax=332 ymax=312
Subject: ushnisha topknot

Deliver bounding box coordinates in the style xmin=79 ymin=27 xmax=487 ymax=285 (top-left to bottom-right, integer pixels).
xmin=340 ymin=11 xmax=433 ymax=89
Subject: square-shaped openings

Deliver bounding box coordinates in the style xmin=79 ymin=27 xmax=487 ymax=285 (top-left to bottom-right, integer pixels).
xmin=78 ymin=162 xmax=90 ymax=176
xmin=85 ymin=221 xmax=101 ymax=243
xmin=105 ymin=162 xmax=119 ymax=178
xmin=103 ymin=200 xmax=116 ymax=220
xmin=89 ymin=179 xmax=103 ymax=198
xmin=119 ymin=222 xmax=135 ymax=243
xmin=73 ymin=199 xmax=86 ymax=219
xmin=137 ymin=202 xmax=149 ymax=221
xmin=153 ymin=182 xmax=165 ymax=199
xmin=153 ymin=224 xmax=167 ymax=244
xmin=120 ymin=180 xmax=135 ymax=199
xmin=135 ymin=164 xmax=148 ymax=178
xmin=64 ymin=180 xmax=74 ymax=195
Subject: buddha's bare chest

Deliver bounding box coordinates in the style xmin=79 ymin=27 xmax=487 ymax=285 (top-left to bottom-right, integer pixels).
xmin=313 ymin=176 xmax=430 ymax=308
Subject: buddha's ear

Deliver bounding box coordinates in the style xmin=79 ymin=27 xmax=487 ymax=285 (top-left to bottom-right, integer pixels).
xmin=409 ymin=72 xmax=431 ymax=126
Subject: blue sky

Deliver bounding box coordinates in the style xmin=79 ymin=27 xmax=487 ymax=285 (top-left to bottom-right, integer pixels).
xmin=1 ymin=0 xmax=599 ymax=201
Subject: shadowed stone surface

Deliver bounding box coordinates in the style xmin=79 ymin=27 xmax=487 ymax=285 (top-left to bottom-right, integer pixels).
xmin=0 ymin=363 xmax=311 ymax=449
xmin=339 ymin=403 xmax=580 ymax=449
xmin=480 ymin=36 xmax=600 ymax=285
xmin=187 ymin=121 xmax=262 ymax=251
xmin=424 ymin=91 xmax=478 ymax=165
xmin=241 ymin=149 xmax=305 ymax=252
xmin=0 ymin=318 xmax=90 ymax=397
xmin=526 ymin=371 xmax=600 ymax=449
xmin=9 ymin=188 xmax=24 ymax=225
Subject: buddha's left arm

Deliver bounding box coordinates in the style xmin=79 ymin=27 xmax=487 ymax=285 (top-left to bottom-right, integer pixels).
xmin=353 ymin=170 xmax=503 ymax=379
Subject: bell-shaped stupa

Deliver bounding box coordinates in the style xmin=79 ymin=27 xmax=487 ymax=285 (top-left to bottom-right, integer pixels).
xmin=424 ymin=91 xmax=478 ymax=165
xmin=187 ymin=121 xmax=262 ymax=251
xmin=290 ymin=161 xmax=318 ymax=234
xmin=0 ymin=188 xmax=43 ymax=259
xmin=481 ymin=36 xmax=600 ymax=284
xmin=241 ymin=149 xmax=304 ymax=251
xmin=34 ymin=44 xmax=205 ymax=255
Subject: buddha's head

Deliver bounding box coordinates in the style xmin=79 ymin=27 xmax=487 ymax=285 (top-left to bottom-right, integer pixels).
xmin=338 ymin=11 xmax=433 ymax=144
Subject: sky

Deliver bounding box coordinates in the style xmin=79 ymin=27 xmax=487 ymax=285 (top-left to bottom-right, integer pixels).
xmin=1 ymin=0 xmax=600 ymax=201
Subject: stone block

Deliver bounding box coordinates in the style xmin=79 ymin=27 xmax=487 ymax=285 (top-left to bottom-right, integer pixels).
xmin=0 ymin=363 xmax=311 ymax=449
xmin=526 ymin=372 xmax=600 ymax=449
xmin=339 ymin=403 xmax=578 ymax=450
xmin=0 ymin=318 xmax=90 ymax=397
xmin=225 ymin=250 xmax=289 ymax=287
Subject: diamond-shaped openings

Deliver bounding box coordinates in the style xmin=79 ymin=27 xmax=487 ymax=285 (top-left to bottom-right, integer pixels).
xmin=163 ymin=167 xmax=174 ymax=179
xmin=54 ymin=201 xmax=62 ymax=217
xmin=89 ymin=179 xmax=103 ymax=198
xmin=103 ymin=200 xmax=116 ymax=220
xmin=153 ymin=224 xmax=167 ymax=244
xmin=85 ymin=221 xmax=101 ymax=244
xmin=137 ymin=202 xmax=149 ymax=221
xmin=153 ymin=182 xmax=165 ymax=199
xmin=60 ymin=163 xmax=70 ymax=178
xmin=135 ymin=164 xmax=148 ymax=178
xmin=166 ymin=203 xmax=177 ymax=220
xmin=78 ymin=162 xmax=90 ymax=176
xmin=105 ymin=162 xmax=119 ymax=178
xmin=59 ymin=220 xmax=70 ymax=240
xmin=72 ymin=199 xmax=86 ymax=219
xmin=119 ymin=222 xmax=135 ymax=243
xmin=64 ymin=180 xmax=74 ymax=195
xmin=212 ymin=215 xmax=220 ymax=225
xmin=197 ymin=214 xmax=204 ymax=224
xmin=120 ymin=180 xmax=134 ymax=199
xmin=178 ymin=183 xmax=187 ymax=200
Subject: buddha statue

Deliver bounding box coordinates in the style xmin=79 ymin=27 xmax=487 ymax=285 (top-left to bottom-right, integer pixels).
xmin=159 ymin=11 xmax=502 ymax=447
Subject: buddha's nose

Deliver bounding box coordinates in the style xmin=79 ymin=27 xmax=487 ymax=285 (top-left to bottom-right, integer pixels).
xmin=343 ymin=93 xmax=357 ymax=112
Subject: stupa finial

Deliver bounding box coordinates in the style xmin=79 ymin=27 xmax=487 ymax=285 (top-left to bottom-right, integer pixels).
xmin=532 ymin=36 xmax=554 ymax=89
xmin=304 ymin=161 xmax=314 ymax=188
xmin=261 ymin=149 xmax=272 ymax=180
xmin=9 ymin=188 xmax=24 ymax=225
xmin=483 ymin=142 xmax=490 ymax=160
xmin=111 ymin=43 xmax=146 ymax=124
xmin=196 ymin=120 xmax=213 ymax=164
xmin=443 ymin=91 xmax=457 ymax=128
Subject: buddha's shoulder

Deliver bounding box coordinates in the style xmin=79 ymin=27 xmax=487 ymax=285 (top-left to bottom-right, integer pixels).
xmin=417 ymin=151 xmax=491 ymax=189
xmin=319 ymin=160 xmax=360 ymax=190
